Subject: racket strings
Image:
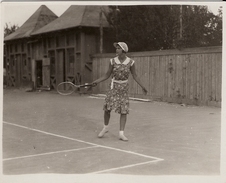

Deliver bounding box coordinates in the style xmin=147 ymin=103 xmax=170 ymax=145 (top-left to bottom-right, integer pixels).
xmin=57 ymin=82 xmax=75 ymax=95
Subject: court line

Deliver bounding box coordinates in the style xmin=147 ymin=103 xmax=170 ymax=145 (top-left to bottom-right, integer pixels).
xmin=3 ymin=121 xmax=164 ymax=161
xmin=3 ymin=146 xmax=98 ymax=161
xmin=90 ymin=159 xmax=162 ymax=174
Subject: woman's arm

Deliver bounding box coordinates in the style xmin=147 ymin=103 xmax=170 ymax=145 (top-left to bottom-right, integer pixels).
xmin=92 ymin=62 xmax=113 ymax=86
xmin=130 ymin=63 xmax=148 ymax=95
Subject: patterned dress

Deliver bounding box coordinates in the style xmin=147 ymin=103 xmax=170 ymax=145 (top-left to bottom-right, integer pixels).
xmin=103 ymin=56 xmax=135 ymax=114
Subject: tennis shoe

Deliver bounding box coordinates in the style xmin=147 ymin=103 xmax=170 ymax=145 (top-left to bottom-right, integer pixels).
xmin=119 ymin=134 xmax=128 ymax=141
xmin=98 ymin=128 xmax=108 ymax=138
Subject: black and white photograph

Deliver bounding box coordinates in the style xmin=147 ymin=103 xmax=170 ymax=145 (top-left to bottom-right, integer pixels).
xmin=1 ymin=1 xmax=225 ymax=183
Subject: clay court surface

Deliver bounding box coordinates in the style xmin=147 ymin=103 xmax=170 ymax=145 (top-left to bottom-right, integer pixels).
xmin=2 ymin=88 xmax=221 ymax=179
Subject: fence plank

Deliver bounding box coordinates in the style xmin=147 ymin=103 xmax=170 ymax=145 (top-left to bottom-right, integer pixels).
xmin=216 ymin=53 xmax=221 ymax=103
xmin=196 ymin=54 xmax=201 ymax=103
xmin=200 ymin=54 xmax=205 ymax=103
xmin=193 ymin=54 xmax=197 ymax=102
xmin=175 ymin=55 xmax=178 ymax=99
xmin=179 ymin=55 xmax=183 ymax=98
xmin=190 ymin=54 xmax=194 ymax=100
xmin=212 ymin=54 xmax=216 ymax=101
xmin=205 ymin=54 xmax=209 ymax=105
xmin=149 ymin=57 xmax=154 ymax=97
xmin=142 ymin=57 xmax=149 ymax=98
xmin=159 ymin=56 xmax=164 ymax=98
xmin=137 ymin=57 xmax=142 ymax=95
xmin=163 ymin=55 xmax=167 ymax=100
xmin=182 ymin=55 xmax=187 ymax=100
xmin=208 ymin=54 xmax=212 ymax=103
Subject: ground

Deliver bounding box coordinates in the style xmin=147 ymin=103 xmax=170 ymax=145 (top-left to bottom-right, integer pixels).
xmin=2 ymin=88 xmax=221 ymax=182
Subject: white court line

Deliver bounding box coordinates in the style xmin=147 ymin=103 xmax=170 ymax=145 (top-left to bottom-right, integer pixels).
xmin=3 ymin=146 xmax=98 ymax=161
xmin=90 ymin=159 xmax=162 ymax=174
xmin=96 ymin=145 xmax=163 ymax=160
xmin=3 ymin=121 xmax=164 ymax=161
xmin=3 ymin=121 xmax=99 ymax=146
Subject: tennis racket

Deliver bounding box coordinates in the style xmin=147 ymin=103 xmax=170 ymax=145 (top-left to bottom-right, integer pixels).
xmin=57 ymin=82 xmax=93 ymax=95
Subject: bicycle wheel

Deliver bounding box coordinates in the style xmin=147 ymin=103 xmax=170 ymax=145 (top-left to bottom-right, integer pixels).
xmin=57 ymin=82 xmax=75 ymax=95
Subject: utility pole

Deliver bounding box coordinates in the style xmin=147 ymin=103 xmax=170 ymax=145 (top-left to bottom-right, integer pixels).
xmin=115 ymin=6 xmax=120 ymax=41
xmin=99 ymin=7 xmax=103 ymax=54
xmin=179 ymin=5 xmax=183 ymax=39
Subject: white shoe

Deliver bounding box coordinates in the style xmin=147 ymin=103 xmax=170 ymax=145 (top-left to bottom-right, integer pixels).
xmin=119 ymin=134 xmax=128 ymax=141
xmin=98 ymin=128 xmax=108 ymax=138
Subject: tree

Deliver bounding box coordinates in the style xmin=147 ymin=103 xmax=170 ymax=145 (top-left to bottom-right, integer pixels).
xmin=203 ymin=7 xmax=222 ymax=46
xmin=106 ymin=5 xmax=222 ymax=51
xmin=4 ymin=23 xmax=19 ymax=37
xmin=181 ymin=5 xmax=222 ymax=48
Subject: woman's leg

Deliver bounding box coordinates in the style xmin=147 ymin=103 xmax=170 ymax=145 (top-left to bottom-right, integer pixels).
xmin=120 ymin=114 xmax=127 ymax=131
xmin=98 ymin=110 xmax=111 ymax=138
xmin=119 ymin=114 xmax=128 ymax=141
xmin=104 ymin=110 xmax=111 ymax=125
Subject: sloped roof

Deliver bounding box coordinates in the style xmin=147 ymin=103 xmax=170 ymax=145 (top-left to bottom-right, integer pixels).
xmin=4 ymin=5 xmax=58 ymax=41
xmin=32 ymin=5 xmax=110 ymax=35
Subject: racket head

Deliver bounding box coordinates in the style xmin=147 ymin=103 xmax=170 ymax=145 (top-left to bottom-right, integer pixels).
xmin=57 ymin=82 xmax=75 ymax=95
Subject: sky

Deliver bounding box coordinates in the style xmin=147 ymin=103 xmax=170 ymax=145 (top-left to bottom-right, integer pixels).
xmin=1 ymin=2 xmax=223 ymax=27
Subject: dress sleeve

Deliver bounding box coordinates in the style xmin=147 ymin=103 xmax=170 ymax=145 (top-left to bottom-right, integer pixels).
xmin=131 ymin=59 xmax=135 ymax=66
xmin=110 ymin=59 xmax=113 ymax=65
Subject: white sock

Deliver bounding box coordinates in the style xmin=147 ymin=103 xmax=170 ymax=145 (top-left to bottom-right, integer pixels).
xmin=119 ymin=131 xmax=124 ymax=136
xmin=104 ymin=125 xmax=108 ymax=129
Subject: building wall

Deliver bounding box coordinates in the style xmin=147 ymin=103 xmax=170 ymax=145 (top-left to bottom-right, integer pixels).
xmin=4 ymin=40 xmax=32 ymax=88
xmin=4 ymin=27 xmax=114 ymax=90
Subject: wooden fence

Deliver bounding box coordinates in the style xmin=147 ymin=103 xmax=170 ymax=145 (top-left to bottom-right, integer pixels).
xmin=92 ymin=46 xmax=222 ymax=107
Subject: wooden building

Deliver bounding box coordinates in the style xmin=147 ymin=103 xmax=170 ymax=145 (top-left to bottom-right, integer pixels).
xmin=4 ymin=5 xmax=114 ymax=90
xmin=4 ymin=5 xmax=58 ymax=88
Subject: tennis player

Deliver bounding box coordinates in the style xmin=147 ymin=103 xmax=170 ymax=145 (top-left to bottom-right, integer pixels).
xmin=92 ymin=42 xmax=148 ymax=141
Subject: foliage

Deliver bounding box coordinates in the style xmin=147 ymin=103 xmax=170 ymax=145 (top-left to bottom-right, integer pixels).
xmin=4 ymin=23 xmax=19 ymax=37
xmin=203 ymin=7 xmax=222 ymax=46
xmin=106 ymin=5 xmax=222 ymax=51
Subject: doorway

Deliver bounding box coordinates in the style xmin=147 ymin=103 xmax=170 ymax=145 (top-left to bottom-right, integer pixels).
xmin=56 ymin=49 xmax=65 ymax=85
xmin=15 ymin=54 xmax=22 ymax=87
xmin=36 ymin=60 xmax=42 ymax=88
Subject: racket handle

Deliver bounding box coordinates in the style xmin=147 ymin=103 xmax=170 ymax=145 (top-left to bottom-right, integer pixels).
xmin=80 ymin=83 xmax=93 ymax=88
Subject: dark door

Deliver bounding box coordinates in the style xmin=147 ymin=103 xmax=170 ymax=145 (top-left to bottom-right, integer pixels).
xmin=15 ymin=54 xmax=22 ymax=87
xmin=56 ymin=49 xmax=65 ymax=85
xmin=42 ymin=58 xmax=50 ymax=88
xmin=36 ymin=60 xmax=42 ymax=88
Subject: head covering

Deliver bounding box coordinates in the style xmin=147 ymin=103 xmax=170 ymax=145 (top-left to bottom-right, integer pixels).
xmin=113 ymin=42 xmax=128 ymax=52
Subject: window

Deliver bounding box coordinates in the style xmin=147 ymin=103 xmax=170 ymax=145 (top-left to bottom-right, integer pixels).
xmin=22 ymin=54 xmax=27 ymax=75
xmin=48 ymin=51 xmax=55 ymax=76
xmin=56 ymin=35 xmax=65 ymax=47
xmin=67 ymin=48 xmax=74 ymax=75
xmin=15 ymin=44 xmax=17 ymax=53
xmin=43 ymin=39 xmax=47 ymax=54
xmin=66 ymin=33 xmax=74 ymax=46
xmin=10 ymin=44 xmax=13 ymax=53
xmin=21 ymin=42 xmax=24 ymax=52
xmin=48 ymin=37 xmax=55 ymax=48
xmin=76 ymin=33 xmax=81 ymax=51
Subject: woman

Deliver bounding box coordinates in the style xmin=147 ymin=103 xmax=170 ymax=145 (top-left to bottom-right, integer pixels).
xmin=92 ymin=42 xmax=148 ymax=141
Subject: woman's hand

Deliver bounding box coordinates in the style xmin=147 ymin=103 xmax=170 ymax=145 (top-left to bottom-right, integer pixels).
xmin=142 ymin=87 xmax=148 ymax=95
xmin=92 ymin=82 xmax=97 ymax=87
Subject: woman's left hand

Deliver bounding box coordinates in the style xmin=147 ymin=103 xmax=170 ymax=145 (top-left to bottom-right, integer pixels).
xmin=142 ymin=87 xmax=148 ymax=95
xmin=91 ymin=82 xmax=98 ymax=87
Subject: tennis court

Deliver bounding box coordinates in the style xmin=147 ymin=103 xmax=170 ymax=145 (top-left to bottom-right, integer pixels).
xmin=2 ymin=88 xmax=220 ymax=176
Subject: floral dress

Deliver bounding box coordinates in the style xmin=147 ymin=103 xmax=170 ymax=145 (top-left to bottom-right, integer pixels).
xmin=103 ymin=56 xmax=135 ymax=114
